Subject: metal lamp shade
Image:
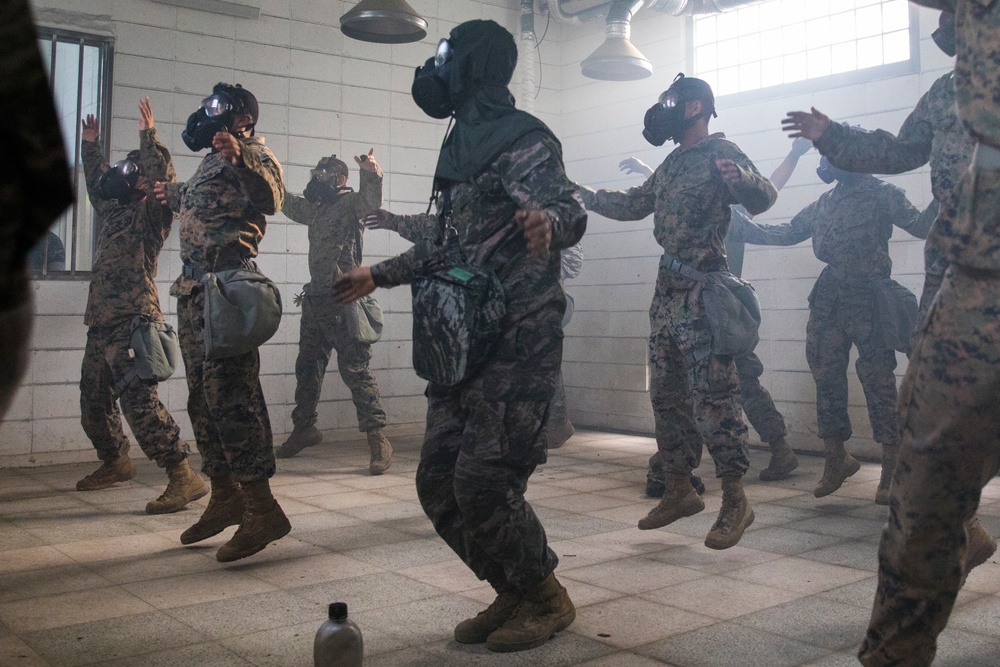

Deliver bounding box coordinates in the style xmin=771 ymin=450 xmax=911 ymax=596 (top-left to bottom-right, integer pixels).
xmin=581 ymin=36 xmax=653 ymax=81
xmin=340 ymin=0 xmax=429 ymax=44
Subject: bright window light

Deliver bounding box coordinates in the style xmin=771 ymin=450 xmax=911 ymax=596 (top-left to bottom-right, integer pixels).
xmin=694 ymin=0 xmax=912 ymax=96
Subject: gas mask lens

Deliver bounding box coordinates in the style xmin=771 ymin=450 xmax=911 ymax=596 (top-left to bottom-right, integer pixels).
xmin=114 ymin=159 xmax=139 ymax=180
xmin=658 ymin=91 xmax=678 ymax=109
xmin=434 ymin=38 xmax=452 ymax=68
xmin=202 ymin=94 xmax=232 ymax=118
xmin=310 ymin=168 xmax=337 ymax=183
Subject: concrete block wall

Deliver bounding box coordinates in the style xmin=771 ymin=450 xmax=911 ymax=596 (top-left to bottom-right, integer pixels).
xmin=6 ymin=0 xmax=557 ymax=466
xmin=557 ymin=5 xmax=951 ymax=459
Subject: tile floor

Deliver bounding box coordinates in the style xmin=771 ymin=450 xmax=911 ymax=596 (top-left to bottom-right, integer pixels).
xmin=2 ymin=430 xmax=1000 ymax=666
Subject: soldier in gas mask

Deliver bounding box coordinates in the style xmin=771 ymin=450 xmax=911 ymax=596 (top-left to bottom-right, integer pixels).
xmin=276 ymin=151 xmax=393 ymax=474
xmin=153 ymin=82 xmax=288 ymax=563
xmin=334 ymin=20 xmax=586 ymax=653
xmin=731 ymin=142 xmax=926 ymax=504
xmin=75 ymin=99 xmax=206 ymax=515
xmin=580 ymin=74 xmax=777 ymax=551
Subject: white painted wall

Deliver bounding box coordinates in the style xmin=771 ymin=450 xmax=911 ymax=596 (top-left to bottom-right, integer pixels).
xmin=3 ymin=1 xmax=953 ymax=466
xmin=558 ymin=5 xmax=951 ymax=459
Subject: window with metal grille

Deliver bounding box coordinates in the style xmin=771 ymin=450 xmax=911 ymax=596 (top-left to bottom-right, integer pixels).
xmin=692 ymin=0 xmax=917 ymax=98
xmin=33 ymin=27 xmax=113 ymax=277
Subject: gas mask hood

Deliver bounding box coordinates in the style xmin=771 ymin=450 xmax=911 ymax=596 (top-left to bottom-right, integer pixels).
xmin=643 ymin=73 xmax=717 ymax=147
xmin=932 ymin=11 xmax=956 ymax=57
xmin=182 ymin=83 xmax=259 ymax=152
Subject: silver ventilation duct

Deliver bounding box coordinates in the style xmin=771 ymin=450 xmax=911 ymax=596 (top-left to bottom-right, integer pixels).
xmin=646 ymin=0 xmax=767 ymax=15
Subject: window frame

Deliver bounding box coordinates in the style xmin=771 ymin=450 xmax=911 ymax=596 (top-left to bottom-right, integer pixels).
xmin=33 ymin=26 xmax=115 ymax=279
xmin=685 ymin=3 xmax=922 ymax=106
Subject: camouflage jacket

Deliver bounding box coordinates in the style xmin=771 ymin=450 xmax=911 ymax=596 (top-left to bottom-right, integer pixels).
xmin=82 ymin=129 xmax=175 ymax=327
xmin=733 ymin=175 xmax=921 ymax=281
xmin=370 ymin=130 xmax=587 ymax=401
xmin=0 ymin=0 xmax=72 ymax=307
xmin=815 ymin=72 xmax=970 ymax=265
xmin=283 ymin=168 xmax=382 ymax=292
xmin=580 ymin=133 xmax=777 ymax=292
xmin=166 ymin=136 xmax=283 ymax=296
xmin=561 ymin=243 xmax=584 ymax=282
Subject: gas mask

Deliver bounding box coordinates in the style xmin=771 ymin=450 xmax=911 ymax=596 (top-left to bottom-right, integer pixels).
xmin=932 ymin=11 xmax=956 ymax=57
xmin=816 ymin=156 xmax=849 ymax=184
xmin=304 ymin=157 xmax=351 ymax=204
xmin=412 ymin=38 xmax=455 ymax=119
xmin=182 ymin=91 xmax=236 ymax=151
xmin=642 ymin=74 xmax=717 ymax=147
xmin=97 ymin=157 xmax=141 ymax=202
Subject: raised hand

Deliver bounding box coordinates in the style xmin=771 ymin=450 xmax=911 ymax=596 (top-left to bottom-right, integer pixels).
xmin=356 ymin=147 xmax=379 ymax=174
xmin=212 ymin=131 xmax=242 ymax=166
xmin=790 ymin=135 xmax=813 ymax=157
xmin=153 ymin=181 xmax=170 ymax=207
xmin=81 ymin=114 xmax=99 ymax=143
xmin=619 ymin=156 xmax=653 ymax=178
xmin=515 ymin=209 xmax=552 ymax=260
xmin=715 ymin=159 xmax=744 ymax=186
xmin=138 ymin=97 xmax=155 ymax=131
xmin=782 ymin=108 xmax=831 ymax=141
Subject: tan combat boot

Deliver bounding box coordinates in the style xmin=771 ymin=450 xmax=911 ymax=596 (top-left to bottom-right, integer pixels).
xmin=146 ymin=459 xmax=208 ymax=514
xmin=758 ymin=437 xmax=799 ymax=481
xmin=814 ymin=437 xmax=861 ymax=498
xmin=275 ymin=425 xmax=323 ymax=459
xmin=637 ymin=472 xmax=705 ymax=530
xmin=486 ymin=574 xmax=575 ymax=653
xmin=454 ymin=589 xmax=522 ymax=644
xmin=874 ymin=444 xmax=898 ymax=506
xmin=215 ymin=478 xmax=290 ymax=562
xmin=962 ymin=516 xmax=998 ymax=582
xmin=180 ymin=476 xmax=245 ymax=545
xmin=76 ymin=454 xmax=135 ymax=491
xmin=367 ymin=429 xmax=392 ymax=475
xmin=705 ymin=475 xmax=755 ymax=550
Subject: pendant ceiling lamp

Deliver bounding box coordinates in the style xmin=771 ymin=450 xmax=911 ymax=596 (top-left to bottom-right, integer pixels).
xmin=340 ymin=0 xmax=429 ymax=44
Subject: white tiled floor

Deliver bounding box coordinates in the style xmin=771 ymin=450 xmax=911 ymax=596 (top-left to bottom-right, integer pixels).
xmin=2 ymin=430 xmax=1000 ymax=666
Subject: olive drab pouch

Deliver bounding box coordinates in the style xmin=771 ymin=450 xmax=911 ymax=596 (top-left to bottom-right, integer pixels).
xmin=872 ymin=277 xmax=918 ymax=354
xmin=201 ymin=265 xmax=283 ymax=360
xmin=660 ymin=252 xmax=761 ymax=360
xmin=346 ymin=294 xmax=384 ymax=344
xmin=115 ymin=316 xmax=180 ymax=394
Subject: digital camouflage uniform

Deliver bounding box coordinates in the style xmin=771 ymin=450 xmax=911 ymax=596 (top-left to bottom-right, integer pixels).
xmin=284 ymin=168 xmax=387 ymax=434
xmin=860 ymin=1 xmax=1000 ymax=664
xmin=733 ymin=176 xmax=922 ymax=449
xmin=78 ymin=130 xmax=190 ymax=468
xmin=581 ymin=133 xmax=777 ymax=480
xmin=371 ymin=130 xmax=586 ymax=592
xmin=815 ymin=72 xmax=972 ymax=325
xmin=165 ymin=136 xmax=284 ymax=482
xmin=0 ymin=0 xmax=72 ymax=419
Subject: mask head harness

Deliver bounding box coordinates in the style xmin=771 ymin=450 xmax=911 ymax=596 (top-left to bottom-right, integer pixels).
xmin=412 ymin=37 xmax=456 ymax=119
xmin=97 ymin=150 xmax=142 ymax=202
xmin=182 ymin=82 xmax=260 ymax=152
xmin=932 ymin=11 xmax=956 ymax=57
xmin=304 ymin=155 xmax=353 ymax=204
xmin=643 ymin=73 xmax=717 ymax=147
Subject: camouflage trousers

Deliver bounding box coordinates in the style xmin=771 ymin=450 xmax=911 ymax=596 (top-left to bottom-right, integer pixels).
xmin=648 ymin=285 xmax=750 ymax=479
xmin=860 ymin=265 xmax=1000 ymax=666
xmin=548 ymin=368 xmax=568 ymax=426
xmin=177 ymin=289 xmax=275 ymax=482
xmin=80 ymin=323 xmax=189 ymax=467
xmin=735 ymin=352 xmax=787 ymax=444
xmin=291 ymin=296 xmax=386 ymax=433
xmin=415 ymin=380 xmax=558 ymax=593
xmin=806 ymin=275 xmax=899 ymax=445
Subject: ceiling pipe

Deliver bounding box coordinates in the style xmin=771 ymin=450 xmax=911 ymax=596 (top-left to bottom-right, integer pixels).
xmin=546 ymin=0 xmax=614 ymax=24
xmin=580 ymin=0 xmax=652 ymax=81
xmin=646 ymin=0 xmax=766 ymax=15
xmin=519 ymin=0 xmax=538 ymax=112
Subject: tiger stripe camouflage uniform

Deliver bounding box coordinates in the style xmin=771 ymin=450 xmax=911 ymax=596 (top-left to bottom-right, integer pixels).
xmin=283 ymin=167 xmax=387 ymax=435
xmin=0 ymin=0 xmax=73 ymax=419
xmin=79 ymin=129 xmax=190 ymax=468
xmin=581 ymin=133 xmax=776 ymax=483
xmin=860 ymin=2 xmax=1000 ymax=664
xmin=165 ymin=136 xmax=283 ymax=482
xmin=370 ymin=130 xmax=586 ymax=593
xmin=815 ymin=70 xmax=971 ymax=327
xmin=733 ymin=176 xmax=922 ymax=453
